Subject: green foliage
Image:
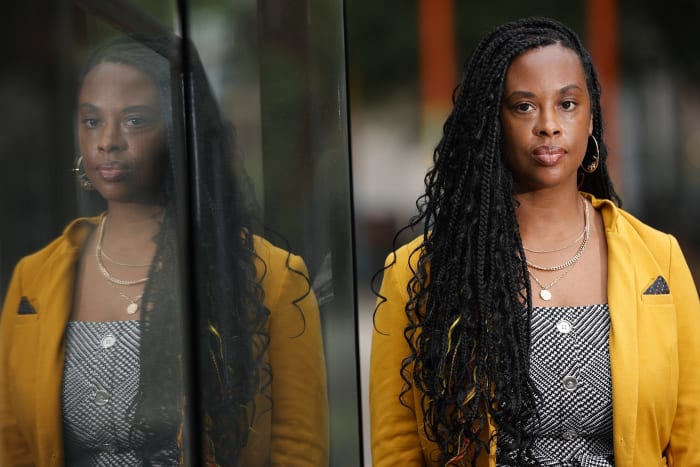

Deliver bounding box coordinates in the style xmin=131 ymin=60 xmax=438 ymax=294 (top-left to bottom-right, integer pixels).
xmin=346 ymin=0 xmax=419 ymax=100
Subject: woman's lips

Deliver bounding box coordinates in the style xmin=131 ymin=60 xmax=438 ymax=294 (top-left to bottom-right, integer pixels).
xmin=96 ymin=162 xmax=129 ymax=182
xmin=532 ymin=145 xmax=566 ymax=166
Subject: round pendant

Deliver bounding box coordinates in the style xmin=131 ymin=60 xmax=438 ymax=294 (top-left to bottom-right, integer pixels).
xmin=540 ymin=289 xmax=552 ymax=301
xmin=127 ymin=303 xmax=139 ymax=314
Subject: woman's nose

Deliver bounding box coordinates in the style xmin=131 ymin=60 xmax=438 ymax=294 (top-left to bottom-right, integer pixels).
xmin=98 ymin=122 xmax=127 ymax=153
xmin=534 ymin=107 xmax=561 ymax=137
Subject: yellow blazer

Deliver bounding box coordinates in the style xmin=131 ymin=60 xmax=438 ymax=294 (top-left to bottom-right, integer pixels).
xmin=0 ymin=216 xmax=329 ymax=466
xmin=370 ymin=195 xmax=700 ymax=466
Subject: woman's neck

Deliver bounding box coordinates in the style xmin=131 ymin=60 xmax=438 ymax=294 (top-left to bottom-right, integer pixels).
xmin=101 ymin=201 xmax=164 ymax=253
xmin=514 ymin=189 xmax=586 ymax=249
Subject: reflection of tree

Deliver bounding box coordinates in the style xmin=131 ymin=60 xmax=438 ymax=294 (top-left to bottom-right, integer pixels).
xmin=0 ymin=2 xmax=78 ymax=297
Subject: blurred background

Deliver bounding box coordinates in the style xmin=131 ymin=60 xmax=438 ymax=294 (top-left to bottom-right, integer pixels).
xmin=347 ymin=0 xmax=700 ymax=464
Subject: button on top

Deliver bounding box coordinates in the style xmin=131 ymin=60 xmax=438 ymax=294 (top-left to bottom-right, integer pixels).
xmin=556 ymin=319 xmax=572 ymax=334
xmin=94 ymin=390 xmax=110 ymax=406
xmin=101 ymin=334 xmax=116 ymax=348
xmin=562 ymin=375 xmax=578 ymax=391
xmin=562 ymin=429 xmax=577 ymax=441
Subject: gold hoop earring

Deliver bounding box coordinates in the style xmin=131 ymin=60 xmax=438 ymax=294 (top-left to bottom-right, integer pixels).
xmin=581 ymin=135 xmax=600 ymax=174
xmin=73 ymin=156 xmax=94 ymax=190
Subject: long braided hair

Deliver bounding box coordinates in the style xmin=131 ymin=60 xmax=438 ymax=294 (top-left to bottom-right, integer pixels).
xmin=394 ymin=17 xmax=619 ymax=465
xmin=80 ymin=36 xmax=269 ymax=465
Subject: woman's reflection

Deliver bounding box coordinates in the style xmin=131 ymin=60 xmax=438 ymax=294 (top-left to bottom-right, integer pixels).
xmin=0 ymin=36 xmax=328 ymax=466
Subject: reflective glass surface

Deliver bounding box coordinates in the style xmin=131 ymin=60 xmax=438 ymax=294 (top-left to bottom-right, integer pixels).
xmin=1 ymin=1 xmax=359 ymax=465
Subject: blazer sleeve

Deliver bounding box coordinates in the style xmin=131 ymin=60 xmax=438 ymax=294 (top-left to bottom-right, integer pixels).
xmin=370 ymin=246 xmax=426 ymax=466
xmin=0 ymin=259 xmax=35 ymax=466
xmin=666 ymin=235 xmax=700 ymax=466
xmin=267 ymin=252 xmax=329 ymax=466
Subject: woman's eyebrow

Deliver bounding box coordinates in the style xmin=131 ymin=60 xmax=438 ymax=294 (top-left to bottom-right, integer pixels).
xmin=503 ymin=90 xmax=536 ymax=100
xmin=122 ymin=105 xmax=157 ymax=113
xmin=78 ymin=103 xmax=157 ymax=114
xmin=504 ymin=84 xmax=584 ymax=101
xmin=78 ymin=102 xmax=98 ymax=111
xmin=559 ymin=84 xmax=584 ymax=94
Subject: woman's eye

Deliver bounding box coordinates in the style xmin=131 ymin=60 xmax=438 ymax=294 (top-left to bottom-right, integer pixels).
xmin=126 ymin=117 xmax=146 ymax=127
xmin=82 ymin=118 xmax=100 ymax=129
xmin=515 ymin=102 xmax=534 ymax=112
xmin=561 ymin=100 xmax=577 ymax=110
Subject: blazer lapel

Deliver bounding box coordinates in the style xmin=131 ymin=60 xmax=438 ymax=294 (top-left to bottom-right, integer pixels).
xmin=604 ymin=214 xmax=639 ymax=466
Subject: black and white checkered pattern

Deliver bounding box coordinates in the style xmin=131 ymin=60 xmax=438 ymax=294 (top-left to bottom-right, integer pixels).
xmin=643 ymin=276 xmax=670 ymax=295
xmin=498 ymin=304 xmax=614 ymax=466
xmin=62 ymin=320 xmax=177 ymax=466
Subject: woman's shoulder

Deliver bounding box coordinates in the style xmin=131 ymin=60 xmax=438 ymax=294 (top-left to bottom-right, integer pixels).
xmin=588 ymin=194 xmax=672 ymax=242
xmin=250 ymin=234 xmax=312 ymax=295
xmin=13 ymin=216 xmax=100 ymax=274
xmin=249 ymin=235 xmax=318 ymax=330
xmin=383 ymin=234 xmax=427 ymax=272
xmin=588 ymin=194 xmax=682 ymax=268
xmin=251 ymin=234 xmax=305 ymax=271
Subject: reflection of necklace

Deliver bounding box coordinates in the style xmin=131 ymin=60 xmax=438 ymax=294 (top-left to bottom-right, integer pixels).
xmin=100 ymin=248 xmax=151 ymax=268
xmin=106 ymin=281 xmax=143 ymax=315
xmin=526 ymin=198 xmax=590 ymax=272
xmin=95 ymin=216 xmax=150 ymax=286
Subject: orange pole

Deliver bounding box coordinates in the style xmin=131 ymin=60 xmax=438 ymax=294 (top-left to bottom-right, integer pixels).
xmin=418 ymin=0 xmax=457 ymax=150
xmin=586 ymin=0 xmax=619 ymax=180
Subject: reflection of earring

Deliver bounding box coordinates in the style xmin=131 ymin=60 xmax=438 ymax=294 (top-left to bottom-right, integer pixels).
xmin=73 ymin=156 xmax=94 ymax=190
xmin=581 ymin=135 xmax=600 ymax=174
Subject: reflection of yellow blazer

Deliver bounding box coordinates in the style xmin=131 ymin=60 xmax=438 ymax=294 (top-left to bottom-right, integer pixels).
xmin=371 ymin=195 xmax=700 ymax=467
xmin=0 ymin=216 xmax=329 ymax=467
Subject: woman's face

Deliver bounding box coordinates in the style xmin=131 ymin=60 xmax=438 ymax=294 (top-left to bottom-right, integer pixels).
xmin=78 ymin=61 xmax=167 ymax=204
xmin=500 ymin=44 xmax=593 ymax=192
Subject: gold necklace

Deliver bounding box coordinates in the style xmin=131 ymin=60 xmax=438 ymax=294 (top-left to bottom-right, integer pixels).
xmin=100 ymin=247 xmax=151 ymax=268
xmin=106 ymin=281 xmax=143 ymax=315
xmin=95 ymin=216 xmax=150 ymax=286
xmin=529 ymin=265 xmax=578 ymax=301
xmin=526 ymin=198 xmax=590 ymax=272
xmin=523 ymin=228 xmax=585 ymax=253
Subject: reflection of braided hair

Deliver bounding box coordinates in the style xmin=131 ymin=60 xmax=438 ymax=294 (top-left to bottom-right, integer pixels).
xmin=391 ymin=17 xmax=619 ymax=465
xmin=81 ymin=36 xmax=269 ymax=465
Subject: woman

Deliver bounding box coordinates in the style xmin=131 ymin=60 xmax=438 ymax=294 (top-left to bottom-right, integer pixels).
xmin=0 ymin=36 xmax=328 ymax=465
xmin=370 ymin=17 xmax=700 ymax=466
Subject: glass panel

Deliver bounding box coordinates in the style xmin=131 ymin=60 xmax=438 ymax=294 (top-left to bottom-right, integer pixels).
xmin=1 ymin=1 xmax=197 ymax=464
xmin=1 ymin=0 xmax=360 ymax=466
xmin=185 ymin=0 xmax=361 ymax=465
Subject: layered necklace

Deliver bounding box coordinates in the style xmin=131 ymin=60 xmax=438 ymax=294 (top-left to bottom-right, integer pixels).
xmin=95 ymin=215 xmax=151 ymax=314
xmin=524 ymin=197 xmax=590 ymax=301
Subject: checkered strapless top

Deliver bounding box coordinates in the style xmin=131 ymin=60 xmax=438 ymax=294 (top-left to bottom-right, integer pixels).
xmin=61 ymin=320 xmax=178 ymax=466
xmin=497 ymin=304 xmax=614 ymax=466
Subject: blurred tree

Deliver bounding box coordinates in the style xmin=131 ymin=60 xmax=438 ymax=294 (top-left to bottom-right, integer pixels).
xmin=620 ymin=0 xmax=700 ymax=79
xmin=346 ymin=0 xmax=419 ymax=102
